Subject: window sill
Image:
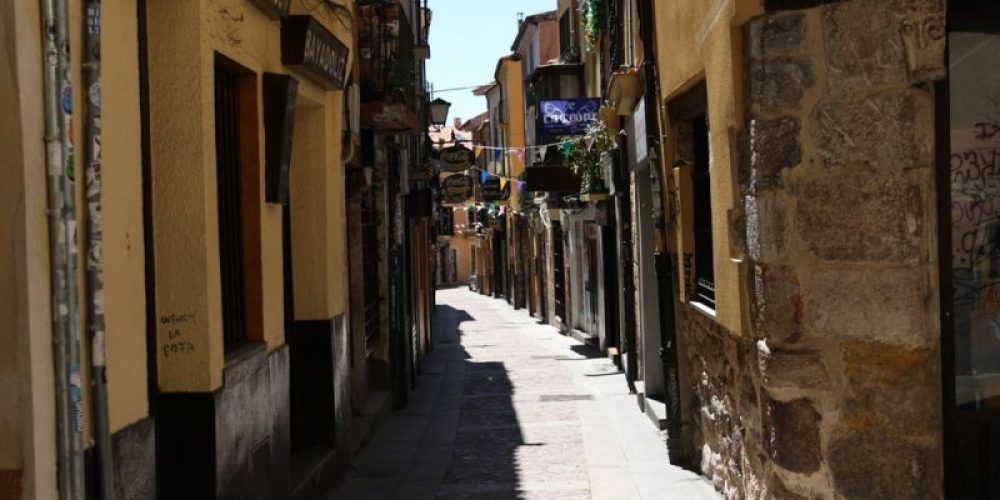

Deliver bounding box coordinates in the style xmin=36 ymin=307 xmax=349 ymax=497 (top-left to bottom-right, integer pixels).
xmin=224 ymin=341 xmax=267 ymax=369
xmin=689 ymin=300 xmax=718 ymax=321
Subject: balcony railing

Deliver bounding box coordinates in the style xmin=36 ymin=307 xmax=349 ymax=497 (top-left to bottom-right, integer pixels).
xmin=358 ymin=1 xmax=416 ymax=104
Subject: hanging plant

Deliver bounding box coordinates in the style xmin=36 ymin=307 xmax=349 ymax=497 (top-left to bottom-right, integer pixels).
xmin=579 ymin=0 xmax=603 ymax=53
xmin=567 ymin=119 xmax=613 ymax=194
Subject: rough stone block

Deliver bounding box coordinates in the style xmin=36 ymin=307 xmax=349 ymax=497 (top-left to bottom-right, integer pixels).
xmin=824 ymin=0 xmax=908 ymax=92
xmin=756 ymin=342 xmax=830 ymax=390
xmin=841 ymin=341 xmax=938 ymax=433
xmin=829 ymin=431 xmax=930 ymax=500
xmin=749 ymin=58 xmax=815 ymax=115
xmin=804 ymin=268 xmax=927 ymax=345
xmin=812 ymin=90 xmax=933 ymax=168
xmin=768 ymin=474 xmax=810 ymax=500
xmin=748 ymin=11 xmax=808 ymax=59
xmin=745 ymin=195 xmax=787 ymax=262
xmin=794 ymin=172 xmax=923 ymax=262
xmin=752 ymin=265 xmax=802 ymax=345
xmin=748 ymin=117 xmax=802 ymax=191
xmin=823 ymin=0 xmax=944 ymax=93
xmin=763 ymin=396 xmax=821 ymax=474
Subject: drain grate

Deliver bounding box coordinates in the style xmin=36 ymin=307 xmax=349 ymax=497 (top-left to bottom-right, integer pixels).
xmin=538 ymin=394 xmax=594 ymax=402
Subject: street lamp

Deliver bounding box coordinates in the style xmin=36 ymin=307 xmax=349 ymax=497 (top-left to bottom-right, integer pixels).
xmin=429 ymin=97 xmax=451 ymax=128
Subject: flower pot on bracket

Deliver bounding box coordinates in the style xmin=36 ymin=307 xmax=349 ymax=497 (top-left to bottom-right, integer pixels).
xmin=608 ymin=68 xmax=641 ymax=116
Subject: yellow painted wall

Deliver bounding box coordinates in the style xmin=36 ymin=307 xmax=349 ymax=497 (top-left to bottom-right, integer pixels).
xmin=148 ymin=0 xmax=353 ymax=391
xmin=654 ymin=0 xmax=763 ymax=336
xmin=101 ymin=0 xmax=151 ymax=433
xmin=0 ymin=0 xmax=27 ymax=472
xmin=497 ymin=58 xmax=526 ymax=209
xmin=148 ymin=0 xmax=224 ymax=392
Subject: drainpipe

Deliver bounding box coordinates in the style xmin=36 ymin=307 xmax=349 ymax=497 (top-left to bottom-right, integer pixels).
xmin=82 ymin=1 xmax=116 ymax=497
xmin=637 ymin=0 xmax=684 ymax=461
xmin=40 ymin=0 xmax=85 ymax=497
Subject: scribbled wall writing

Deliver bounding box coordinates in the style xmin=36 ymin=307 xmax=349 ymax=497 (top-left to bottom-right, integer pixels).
xmin=159 ymin=312 xmax=197 ymax=358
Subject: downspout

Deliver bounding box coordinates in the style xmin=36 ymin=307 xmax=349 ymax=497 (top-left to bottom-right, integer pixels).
xmin=81 ymin=1 xmax=116 ymax=496
xmin=637 ymin=0 xmax=683 ymax=461
xmin=40 ymin=0 xmax=85 ymax=497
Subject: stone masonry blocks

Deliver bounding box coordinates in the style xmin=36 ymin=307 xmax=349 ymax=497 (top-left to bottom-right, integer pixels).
xmin=748 ymin=117 xmax=802 ymax=191
xmin=812 ymin=89 xmax=934 ymax=168
xmin=805 ymin=267 xmax=927 ymax=345
xmin=745 ymin=194 xmax=788 ymax=262
xmin=794 ymin=171 xmax=923 ymax=262
xmin=823 ymin=0 xmax=945 ymax=94
xmin=828 ymin=431 xmax=930 ymax=500
xmin=841 ymin=341 xmax=938 ymax=433
xmin=747 ymin=11 xmax=807 ymax=60
xmin=752 ymin=264 xmax=803 ymax=346
xmin=749 ymin=58 xmax=815 ymax=116
xmin=763 ymin=396 xmax=822 ymax=474
xmin=756 ymin=343 xmax=830 ymax=391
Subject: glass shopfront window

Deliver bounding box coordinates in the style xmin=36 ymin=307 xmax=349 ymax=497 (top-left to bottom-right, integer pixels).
xmin=947 ymin=9 xmax=1000 ymax=497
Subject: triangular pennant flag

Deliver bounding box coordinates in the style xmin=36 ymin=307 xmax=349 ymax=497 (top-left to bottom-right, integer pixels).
xmin=585 ymin=136 xmax=595 ymax=151
xmin=474 ymin=145 xmax=483 ymax=158
xmin=562 ymin=140 xmax=572 ymax=158
xmin=500 ymin=178 xmax=508 ymax=190
xmin=494 ymin=149 xmax=502 ymax=161
xmin=481 ymin=169 xmax=488 ymax=183
xmin=516 ymin=149 xmax=525 ymax=161
xmin=539 ymin=146 xmax=548 ymax=162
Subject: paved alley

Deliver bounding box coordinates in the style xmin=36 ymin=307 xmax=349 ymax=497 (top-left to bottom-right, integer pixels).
xmin=330 ymin=288 xmax=720 ymax=500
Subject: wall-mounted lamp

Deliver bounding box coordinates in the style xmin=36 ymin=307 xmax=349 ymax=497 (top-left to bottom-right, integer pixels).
xmin=429 ymin=97 xmax=451 ymax=128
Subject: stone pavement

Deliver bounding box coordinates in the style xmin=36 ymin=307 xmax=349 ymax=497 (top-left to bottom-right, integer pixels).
xmin=329 ymin=287 xmax=721 ymax=500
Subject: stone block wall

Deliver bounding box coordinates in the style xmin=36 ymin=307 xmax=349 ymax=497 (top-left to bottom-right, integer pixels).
xmin=674 ymin=0 xmax=947 ymax=498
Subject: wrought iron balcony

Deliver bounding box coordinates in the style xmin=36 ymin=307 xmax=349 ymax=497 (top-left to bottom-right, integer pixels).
xmin=357 ymin=0 xmax=418 ymax=132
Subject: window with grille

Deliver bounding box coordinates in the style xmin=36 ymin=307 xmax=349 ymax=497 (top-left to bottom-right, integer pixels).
xmin=691 ymin=115 xmax=715 ymax=309
xmin=214 ymin=57 xmax=250 ymax=352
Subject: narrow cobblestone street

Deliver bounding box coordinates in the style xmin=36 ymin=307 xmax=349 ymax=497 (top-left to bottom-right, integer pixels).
xmin=331 ymin=288 xmax=720 ymax=500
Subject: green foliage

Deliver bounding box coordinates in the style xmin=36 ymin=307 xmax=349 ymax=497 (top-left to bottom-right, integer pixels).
xmin=566 ymin=119 xmax=612 ymax=194
xmin=579 ymin=0 xmax=603 ymax=53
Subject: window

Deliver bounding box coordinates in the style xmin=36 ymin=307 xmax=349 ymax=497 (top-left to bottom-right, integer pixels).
xmin=691 ymin=115 xmax=715 ymax=309
xmin=214 ymin=56 xmax=256 ymax=352
xmin=559 ymin=11 xmax=572 ymax=61
xmin=668 ymin=82 xmax=714 ymax=310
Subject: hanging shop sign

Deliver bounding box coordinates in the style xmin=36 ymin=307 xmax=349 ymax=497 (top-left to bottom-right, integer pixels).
xmin=361 ymin=102 xmax=418 ymax=132
xmin=438 ymin=145 xmax=475 ymax=172
xmin=262 ymin=73 xmax=299 ymax=205
xmin=481 ymin=175 xmax=510 ymax=202
xmin=441 ymin=174 xmax=475 ymax=204
xmin=248 ymin=0 xmax=289 ymax=19
xmin=281 ymin=15 xmax=349 ymax=90
xmin=538 ymin=98 xmax=601 ymax=136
